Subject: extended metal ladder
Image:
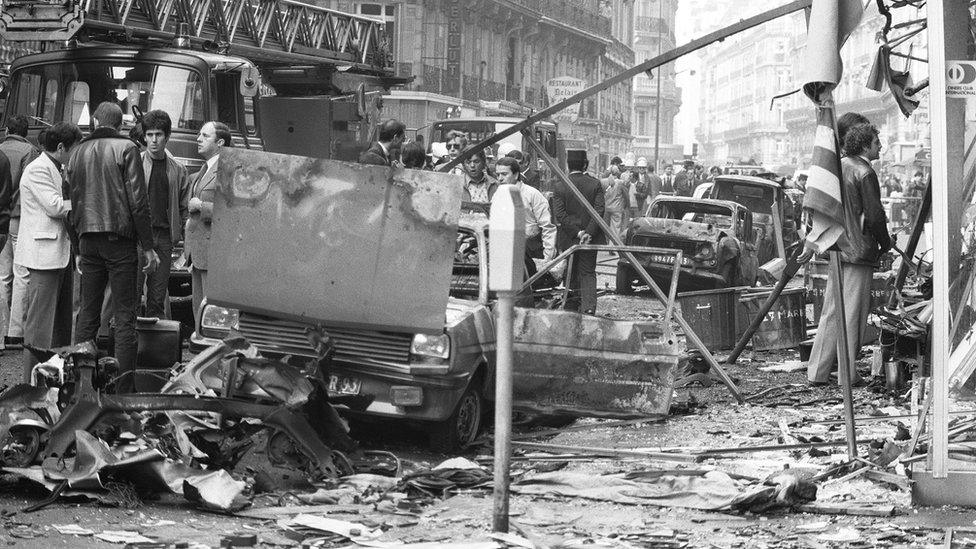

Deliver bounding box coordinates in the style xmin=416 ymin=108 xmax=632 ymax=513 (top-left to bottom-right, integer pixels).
xmin=0 ymin=0 xmax=392 ymax=74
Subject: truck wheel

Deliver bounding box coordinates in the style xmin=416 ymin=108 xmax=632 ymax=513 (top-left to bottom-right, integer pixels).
xmin=615 ymin=264 xmax=635 ymax=295
xmin=429 ymin=385 xmax=484 ymax=453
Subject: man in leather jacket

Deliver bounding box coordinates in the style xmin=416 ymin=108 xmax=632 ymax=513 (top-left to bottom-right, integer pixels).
xmin=67 ymin=102 xmax=159 ymax=393
xmin=805 ymin=121 xmax=891 ymax=386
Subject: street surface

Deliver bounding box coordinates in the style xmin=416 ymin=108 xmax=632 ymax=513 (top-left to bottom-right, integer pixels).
xmin=0 ymin=266 xmax=967 ymax=548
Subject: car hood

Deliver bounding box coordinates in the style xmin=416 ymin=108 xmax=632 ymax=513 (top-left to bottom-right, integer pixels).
xmin=630 ymin=217 xmax=727 ymax=240
xmin=207 ymin=149 xmax=464 ymax=335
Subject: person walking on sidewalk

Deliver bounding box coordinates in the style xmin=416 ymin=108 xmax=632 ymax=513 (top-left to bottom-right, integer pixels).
xmin=67 ymin=102 xmax=159 ymax=393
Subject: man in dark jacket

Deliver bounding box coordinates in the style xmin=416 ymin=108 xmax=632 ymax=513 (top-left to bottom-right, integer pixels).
xmin=0 ymin=115 xmax=39 ymax=351
xmin=359 ymin=119 xmax=405 ymax=166
xmin=806 ymin=121 xmax=891 ymax=386
xmin=552 ymin=150 xmax=604 ymax=314
xmin=138 ymin=110 xmax=189 ymax=318
xmin=67 ymin=102 xmax=159 ymax=393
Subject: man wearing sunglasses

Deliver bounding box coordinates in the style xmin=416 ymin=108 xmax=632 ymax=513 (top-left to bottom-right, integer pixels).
xmin=440 ymin=131 xmax=468 ymax=175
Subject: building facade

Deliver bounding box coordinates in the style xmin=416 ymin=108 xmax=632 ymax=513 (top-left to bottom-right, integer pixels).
xmin=695 ymin=10 xmax=795 ymax=169
xmin=320 ymin=0 xmax=633 ymax=170
xmin=782 ymin=3 xmax=929 ymax=174
xmin=631 ymin=0 xmax=681 ymax=169
xmin=694 ymin=2 xmax=927 ymax=173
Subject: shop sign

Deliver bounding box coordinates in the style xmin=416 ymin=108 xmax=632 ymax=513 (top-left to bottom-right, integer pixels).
xmin=546 ymin=77 xmax=586 ymax=122
xmin=946 ymin=60 xmax=976 ymax=97
xmin=444 ymin=0 xmax=462 ymax=95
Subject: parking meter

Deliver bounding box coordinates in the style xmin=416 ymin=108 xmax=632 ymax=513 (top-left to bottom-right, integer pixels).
xmin=487 ymin=185 xmax=524 ymax=533
xmin=488 ymin=185 xmax=526 ymax=291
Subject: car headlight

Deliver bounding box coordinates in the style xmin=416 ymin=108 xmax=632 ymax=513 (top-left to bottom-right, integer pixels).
xmin=410 ymin=333 xmax=450 ymax=359
xmin=693 ymin=242 xmax=715 ymax=262
xmin=200 ymin=305 xmax=239 ymax=333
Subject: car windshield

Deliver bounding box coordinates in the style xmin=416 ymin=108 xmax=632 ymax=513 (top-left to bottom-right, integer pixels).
xmin=711 ymin=181 xmax=775 ymax=215
xmin=647 ymin=201 xmax=735 ymax=229
xmin=9 ymin=61 xmax=205 ymax=130
xmin=451 ymin=228 xmax=481 ymax=299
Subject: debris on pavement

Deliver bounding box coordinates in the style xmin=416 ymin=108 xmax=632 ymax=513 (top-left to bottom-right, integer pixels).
xmin=183 ymin=469 xmax=250 ymax=511
xmin=93 ymin=530 xmax=156 ymax=543
xmin=51 ymin=524 xmax=95 ymax=536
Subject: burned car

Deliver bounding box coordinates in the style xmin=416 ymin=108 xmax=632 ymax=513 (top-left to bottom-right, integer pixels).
xmin=200 ymin=150 xmax=683 ymax=453
xmin=707 ymin=175 xmax=802 ymax=266
xmin=616 ymin=196 xmax=759 ymax=293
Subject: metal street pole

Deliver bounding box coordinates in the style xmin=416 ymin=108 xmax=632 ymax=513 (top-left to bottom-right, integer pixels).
xmin=487 ymin=186 xmax=525 ymax=533
xmin=653 ymin=0 xmax=664 ymax=172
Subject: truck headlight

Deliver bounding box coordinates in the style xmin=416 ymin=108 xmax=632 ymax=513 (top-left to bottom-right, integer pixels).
xmin=200 ymin=305 xmax=239 ymax=336
xmin=410 ymin=333 xmax=450 ymax=359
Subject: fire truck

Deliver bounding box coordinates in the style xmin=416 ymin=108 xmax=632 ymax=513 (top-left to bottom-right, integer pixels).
xmin=0 ymin=0 xmax=409 ymax=165
xmin=0 ymin=0 xmax=409 ymax=334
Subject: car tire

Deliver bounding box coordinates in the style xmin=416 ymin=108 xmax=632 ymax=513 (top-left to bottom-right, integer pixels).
xmin=428 ymin=385 xmax=484 ymax=453
xmin=615 ymin=264 xmax=635 ymax=295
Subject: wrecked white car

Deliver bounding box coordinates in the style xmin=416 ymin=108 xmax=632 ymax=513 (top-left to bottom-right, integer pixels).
xmin=201 ymin=150 xmax=683 ymax=452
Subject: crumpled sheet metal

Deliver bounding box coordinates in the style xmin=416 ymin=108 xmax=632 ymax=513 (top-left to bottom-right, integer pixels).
xmin=208 ymin=149 xmax=463 ymax=334
xmin=512 ymin=308 xmax=681 ymax=418
xmin=0 ymin=383 xmax=60 ymax=443
xmin=29 ymin=429 xmax=248 ymax=510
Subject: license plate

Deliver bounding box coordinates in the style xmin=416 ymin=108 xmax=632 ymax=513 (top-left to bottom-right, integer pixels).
xmin=648 ymin=254 xmax=692 ymax=267
xmin=328 ymin=374 xmax=362 ymax=395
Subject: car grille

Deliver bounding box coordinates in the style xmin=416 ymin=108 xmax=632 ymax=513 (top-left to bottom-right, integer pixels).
xmin=237 ymin=313 xmax=413 ymax=363
xmin=631 ymin=236 xmax=699 ymax=256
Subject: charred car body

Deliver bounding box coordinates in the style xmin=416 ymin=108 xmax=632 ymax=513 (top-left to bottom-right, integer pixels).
xmin=202 ymin=149 xmax=683 ymax=452
xmin=616 ymin=196 xmax=759 ymax=293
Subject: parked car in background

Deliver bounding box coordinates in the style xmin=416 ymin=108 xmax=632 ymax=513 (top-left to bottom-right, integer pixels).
xmin=616 ymin=196 xmax=759 ymax=293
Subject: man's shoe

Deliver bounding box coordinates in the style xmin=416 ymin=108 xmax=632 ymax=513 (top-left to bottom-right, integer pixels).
xmin=5 ymin=336 xmax=23 ymax=349
xmin=851 ymin=377 xmax=868 ymax=388
xmin=808 ymin=380 xmax=828 ymax=387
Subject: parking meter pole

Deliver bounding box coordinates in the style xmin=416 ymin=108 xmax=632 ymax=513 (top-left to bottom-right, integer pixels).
xmin=493 ymin=290 xmax=514 ymax=532
xmin=487 ymin=187 xmax=525 ymax=533
xmin=522 ymin=132 xmax=745 ymax=404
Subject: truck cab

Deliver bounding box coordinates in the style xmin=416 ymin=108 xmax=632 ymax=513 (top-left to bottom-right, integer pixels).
xmin=6 ymin=46 xmax=261 ymax=170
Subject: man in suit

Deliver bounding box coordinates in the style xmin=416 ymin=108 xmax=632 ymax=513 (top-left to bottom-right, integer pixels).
xmin=359 ymin=119 xmax=405 ymax=166
xmin=68 ymin=102 xmax=158 ymax=393
xmin=186 ymin=120 xmax=230 ymax=328
xmin=138 ymin=110 xmax=189 ymax=318
xmin=805 ymin=120 xmax=891 ymax=387
xmin=0 ymin=114 xmax=39 ymax=352
xmin=661 ymin=164 xmax=675 ymax=194
xmin=552 ymin=150 xmax=604 ymax=314
xmin=673 ymin=160 xmax=696 ymax=197
xmin=18 ymin=122 xmax=82 ymax=380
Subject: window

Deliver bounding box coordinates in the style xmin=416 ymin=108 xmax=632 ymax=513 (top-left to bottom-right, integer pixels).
xmin=357 ymin=2 xmax=396 ymax=58
xmin=9 ymin=61 xmax=205 ymax=129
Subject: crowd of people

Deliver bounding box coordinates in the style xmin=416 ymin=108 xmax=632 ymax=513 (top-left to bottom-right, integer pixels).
xmin=0 ymin=102 xmax=228 ymax=391
xmin=0 ymin=107 xmax=905 ymax=393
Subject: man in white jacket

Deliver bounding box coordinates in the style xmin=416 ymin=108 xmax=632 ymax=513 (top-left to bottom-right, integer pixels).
xmin=17 ymin=122 xmax=82 ymax=380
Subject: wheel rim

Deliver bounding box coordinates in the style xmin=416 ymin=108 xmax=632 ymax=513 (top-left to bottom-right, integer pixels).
xmin=455 ymin=392 xmax=481 ymax=446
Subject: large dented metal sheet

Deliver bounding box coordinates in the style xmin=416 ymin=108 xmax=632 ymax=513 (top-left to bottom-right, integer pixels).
xmin=208 ymin=149 xmax=463 ymax=333
xmin=512 ymin=308 xmax=682 ymax=418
